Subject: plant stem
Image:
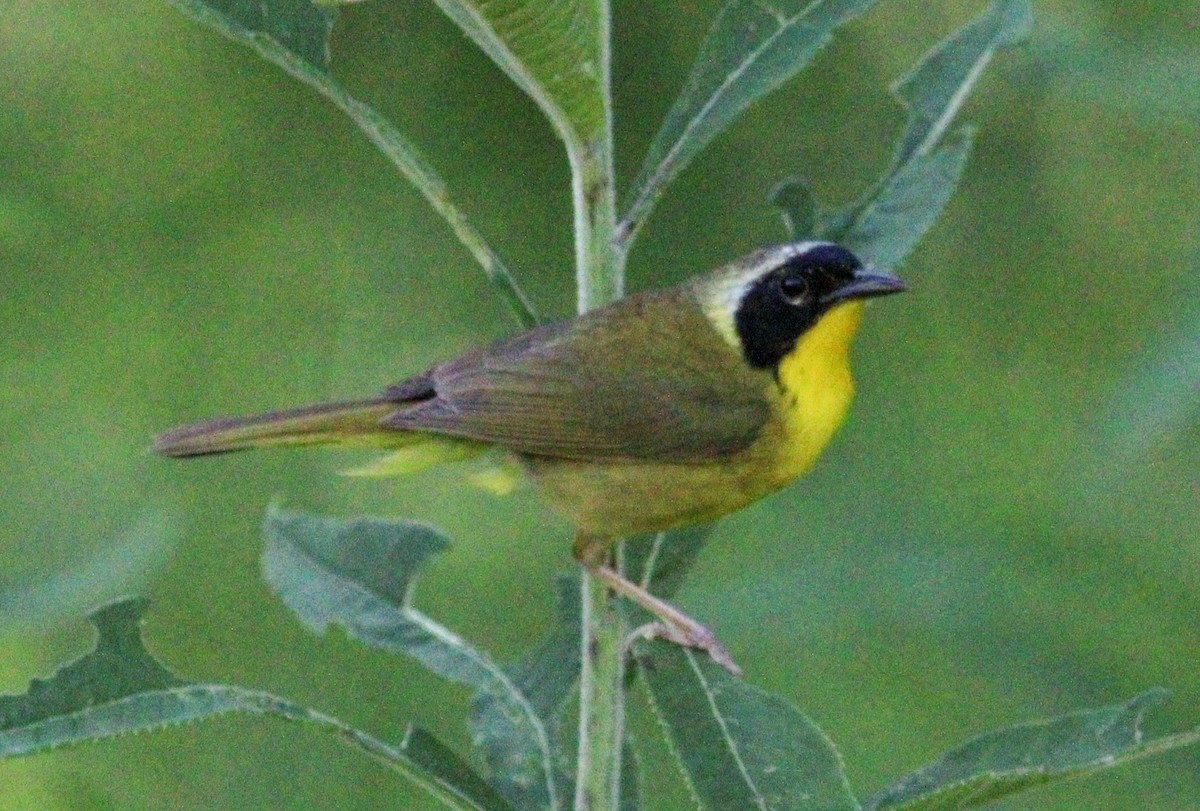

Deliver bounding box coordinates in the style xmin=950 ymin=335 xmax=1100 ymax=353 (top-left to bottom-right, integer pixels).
xmin=573 ymin=3 xmax=624 ymax=810
xmin=575 ymin=565 xmax=626 ymax=811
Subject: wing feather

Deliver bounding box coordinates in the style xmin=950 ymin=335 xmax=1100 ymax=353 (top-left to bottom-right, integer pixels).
xmin=382 ymin=290 xmax=769 ymax=462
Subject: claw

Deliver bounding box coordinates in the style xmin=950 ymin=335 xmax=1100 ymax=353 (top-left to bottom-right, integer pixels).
xmin=581 ymin=546 xmax=744 ymax=678
xmin=631 ymin=621 xmax=743 ymax=677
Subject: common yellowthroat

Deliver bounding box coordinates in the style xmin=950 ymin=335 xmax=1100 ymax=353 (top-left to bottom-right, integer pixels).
xmin=156 ymin=242 xmax=904 ymax=673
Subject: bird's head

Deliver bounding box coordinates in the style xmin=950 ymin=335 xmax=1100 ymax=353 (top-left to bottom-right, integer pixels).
xmin=701 ymin=242 xmax=906 ymax=369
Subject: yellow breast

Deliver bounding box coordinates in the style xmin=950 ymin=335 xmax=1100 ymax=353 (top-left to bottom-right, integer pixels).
xmin=767 ymin=301 xmax=864 ymax=484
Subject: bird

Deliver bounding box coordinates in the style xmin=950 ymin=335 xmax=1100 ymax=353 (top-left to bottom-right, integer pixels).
xmin=155 ymin=241 xmax=905 ymax=674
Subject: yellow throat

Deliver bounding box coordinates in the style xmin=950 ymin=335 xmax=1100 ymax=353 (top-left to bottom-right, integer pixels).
xmin=770 ymin=300 xmax=864 ymax=483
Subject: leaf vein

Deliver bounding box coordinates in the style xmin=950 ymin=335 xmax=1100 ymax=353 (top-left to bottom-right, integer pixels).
xmin=684 ymin=650 xmax=769 ymax=809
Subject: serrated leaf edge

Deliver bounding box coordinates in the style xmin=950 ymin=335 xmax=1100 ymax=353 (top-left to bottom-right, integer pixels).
xmin=262 ymin=508 xmax=561 ymax=810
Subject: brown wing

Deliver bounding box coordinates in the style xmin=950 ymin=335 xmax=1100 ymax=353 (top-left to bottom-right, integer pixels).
xmin=380 ymin=289 xmax=770 ymax=462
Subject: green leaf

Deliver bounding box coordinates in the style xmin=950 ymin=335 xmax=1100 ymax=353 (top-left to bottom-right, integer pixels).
xmin=0 ymin=598 xmax=184 ymax=755
xmin=620 ymin=737 xmax=641 ymax=811
xmin=165 ymin=0 xmax=537 ymax=327
xmin=624 ymin=524 xmax=716 ymax=602
xmin=620 ymin=0 xmax=881 ymax=247
xmin=400 ymin=726 xmax=521 ymax=811
xmin=179 ymin=0 xmax=336 ymax=69
xmin=0 ymin=599 xmax=514 ymax=811
xmin=262 ymin=506 xmax=562 ymax=810
xmin=778 ymin=0 xmax=1031 ymax=270
xmin=824 ymin=126 xmax=974 ymax=270
xmin=262 ymin=508 xmax=470 ymax=681
xmin=638 ymin=641 xmax=859 ymax=811
xmin=767 ymin=178 xmax=818 ymax=241
xmin=888 ymin=0 xmax=1029 ymax=174
xmin=468 ymin=574 xmax=581 ymax=809
xmin=430 ymin=0 xmax=606 ymax=153
xmin=865 ymin=689 xmax=1200 ymax=811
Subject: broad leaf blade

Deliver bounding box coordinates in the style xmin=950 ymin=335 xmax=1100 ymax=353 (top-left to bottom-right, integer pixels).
xmin=501 ymin=574 xmax=583 ymax=722
xmin=621 ymin=0 xmax=880 ymax=245
xmin=620 ymin=738 xmax=641 ymax=811
xmin=814 ymin=0 xmax=1031 ymax=269
xmin=431 ymin=0 xmax=605 ymax=151
xmin=624 ymin=524 xmax=717 ymax=601
xmin=469 ymin=574 xmax=582 ymax=809
xmin=400 ymin=726 xmax=520 ymax=811
xmin=262 ymin=507 xmax=561 ymax=810
xmin=638 ymin=641 xmax=859 ymax=811
xmin=0 ymin=599 xmax=513 ymax=811
xmin=165 ymin=0 xmax=537 ymax=327
xmin=828 ymin=126 xmax=974 ymax=270
xmin=175 ymin=0 xmax=335 ymax=69
xmin=0 ymin=598 xmax=183 ymax=755
xmin=262 ymin=508 xmax=480 ymax=683
xmin=889 ymin=0 xmax=1031 ymax=172
xmin=768 ymin=178 xmax=818 ymax=240
xmin=865 ymin=690 xmax=1200 ymax=811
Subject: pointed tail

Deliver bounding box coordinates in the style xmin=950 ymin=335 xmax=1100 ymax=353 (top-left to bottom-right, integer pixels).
xmin=154 ymin=398 xmax=404 ymax=457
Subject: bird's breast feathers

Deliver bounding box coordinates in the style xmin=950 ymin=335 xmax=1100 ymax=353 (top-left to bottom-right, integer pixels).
xmin=762 ymin=300 xmax=863 ymax=484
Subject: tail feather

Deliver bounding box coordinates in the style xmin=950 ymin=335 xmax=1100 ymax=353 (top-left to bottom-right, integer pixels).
xmin=154 ymin=398 xmax=405 ymax=457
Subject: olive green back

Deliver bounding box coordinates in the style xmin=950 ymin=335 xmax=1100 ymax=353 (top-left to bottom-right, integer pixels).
xmin=383 ymin=286 xmax=771 ymax=463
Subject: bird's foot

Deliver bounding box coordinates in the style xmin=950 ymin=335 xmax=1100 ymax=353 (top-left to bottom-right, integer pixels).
xmin=630 ymin=620 xmax=743 ymax=677
xmin=578 ymin=549 xmax=745 ymax=677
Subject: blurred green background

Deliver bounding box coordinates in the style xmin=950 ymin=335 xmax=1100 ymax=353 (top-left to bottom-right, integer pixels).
xmin=2 ymin=1 xmax=1197 ymax=808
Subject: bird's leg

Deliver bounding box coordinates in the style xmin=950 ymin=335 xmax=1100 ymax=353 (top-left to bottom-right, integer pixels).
xmin=573 ymin=533 xmax=742 ymax=677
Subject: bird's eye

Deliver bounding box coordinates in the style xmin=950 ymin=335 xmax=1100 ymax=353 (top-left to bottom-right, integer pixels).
xmin=779 ymin=272 xmax=808 ymax=302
